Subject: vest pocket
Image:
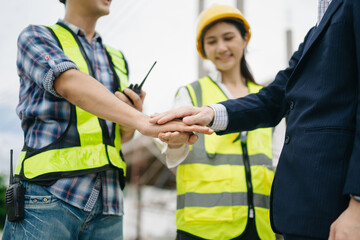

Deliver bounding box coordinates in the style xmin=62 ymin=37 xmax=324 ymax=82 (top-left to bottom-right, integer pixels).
xmin=251 ymin=165 xmax=274 ymax=197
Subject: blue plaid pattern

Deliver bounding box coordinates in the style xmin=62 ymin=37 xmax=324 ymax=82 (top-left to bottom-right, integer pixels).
xmin=16 ymin=20 xmax=124 ymax=215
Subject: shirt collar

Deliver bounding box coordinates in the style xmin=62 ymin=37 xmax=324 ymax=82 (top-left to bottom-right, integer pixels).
xmin=208 ymin=69 xmax=222 ymax=83
xmin=58 ymin=19 xmax=102 ymax=43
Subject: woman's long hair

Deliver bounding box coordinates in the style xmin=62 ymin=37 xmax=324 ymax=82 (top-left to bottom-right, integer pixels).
xmin=200 ymin=18 xmax=256 ymax=84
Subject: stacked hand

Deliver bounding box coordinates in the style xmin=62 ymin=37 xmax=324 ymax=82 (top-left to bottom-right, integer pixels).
xmin=149 ymin=106 xmax=215 ymax=146
xmin=115 ymin=90 xmax=213 ymax=141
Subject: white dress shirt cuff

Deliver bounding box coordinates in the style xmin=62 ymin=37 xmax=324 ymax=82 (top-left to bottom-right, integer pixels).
xmin=208 ymin=104 xmax=228 ymax=131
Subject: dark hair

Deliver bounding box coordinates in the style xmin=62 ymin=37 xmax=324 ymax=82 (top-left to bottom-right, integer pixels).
xmin=200 ymin=18 xmax=255 ymax=84
xmin=59 ymin=0 xmax=66 ymax=4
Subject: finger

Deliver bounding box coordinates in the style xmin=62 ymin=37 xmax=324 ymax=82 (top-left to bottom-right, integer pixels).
xmin=159 ymin=132 xmax=183 ymax=144
xmin=167 ymin=132 xmax=190 ymax=146
xmin=189 ymin=125 xmax=214 ymax=135
xmin=150 ymin=112 xmax=160 ymax=119
xmin=183 ymin=106 xmax=214 ymax=126
xmin=169 ymin=131 xmax=181 ymax=138
xmin=123 ymin=88 xmax=138 ymax=101
xmin=150 ymin=111 xmax=178 ymax=124
xmin=159 ymin=131 xmax=180 ymax=140
xmin=149 ymin=111 xmax=170 ymax=124
xmin=188 ymin=134 xmax=199 ymax=145
xmin=152 ymin=106 xmax=199 ymax=125
xmin=159 ymin=120 xmax=212 ymax=136
xmin=115 ymin=91 xmax=132 ymax=105
xmin=158 ymin=132 xmax=171 ymax=141
xmin=158 ymin=132 xmax=167 ymax=139
xmin=183 ymin=115 xmax=200 ymax=125
xmin=159 ymin=135 xmax=169 ymax=143
xmin=124 ymin=88 xmax=142 ymax=111
xmin=328 ymin=223 xmax=336 ymax=240
xmin=173 ymin=125 xmax=212 ymax=135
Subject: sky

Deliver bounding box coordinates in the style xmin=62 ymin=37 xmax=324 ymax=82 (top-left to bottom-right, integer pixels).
xmin=0 ymin=0 xmax=317 ymax=174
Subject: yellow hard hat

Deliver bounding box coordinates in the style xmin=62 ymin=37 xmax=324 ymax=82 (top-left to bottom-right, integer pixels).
xmin=196 ymin=4 xmax=251 ymax=59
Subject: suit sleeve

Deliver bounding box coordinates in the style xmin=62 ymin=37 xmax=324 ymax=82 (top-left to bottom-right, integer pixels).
xmin=343 ymin=0 xmax=360 ymax=196
xmin=216 ymin=27 xmax=316 ymax=134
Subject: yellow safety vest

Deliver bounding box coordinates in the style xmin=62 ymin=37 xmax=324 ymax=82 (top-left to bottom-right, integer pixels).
xmin=176 ymin=76 xmax=275 ymax=240
xmin=15 ymin=23 xmax=129 ymax=184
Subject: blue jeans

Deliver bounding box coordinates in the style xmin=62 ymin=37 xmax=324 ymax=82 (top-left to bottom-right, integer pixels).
xmin=2 ymin=181 xmax=123 ymax=240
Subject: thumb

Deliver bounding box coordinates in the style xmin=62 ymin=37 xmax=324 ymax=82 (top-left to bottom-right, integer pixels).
xmin=183 ymin=114 xmax=211 ymax=126
xmin=183 ymin=106 xmax=214 ymax=126
xmin=182 ymin=115 xmax=200 ymax=125
xmin=328 ymin=222 xmax=336 ymax=240
xmin=188 ymin=134 xmax=199 ymax=145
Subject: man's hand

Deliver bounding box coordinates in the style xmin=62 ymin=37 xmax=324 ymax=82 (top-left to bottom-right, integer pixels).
xmin=158 ymin=131 xmax=199 ymax=148
xmin=115 ymin=88 xmax=146 ymax=142
xmin=149 ymin=105 xmax=215 ymax=127
xmin=115 ymin=88 xmax=146 ymax=112
xmin=329 ymin=197 xmax=360 ymax=240
xmin=149 ymin=106 xmax=214 ymax=146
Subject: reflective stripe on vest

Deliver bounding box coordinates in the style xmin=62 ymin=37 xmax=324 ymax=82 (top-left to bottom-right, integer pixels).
xmin=177 ymin=192 xmax=270 ymax=209
xmin=176 ymin=76 xmax=275 ymax=240
xmin=15 ymin=23 xmax=128 ymax=181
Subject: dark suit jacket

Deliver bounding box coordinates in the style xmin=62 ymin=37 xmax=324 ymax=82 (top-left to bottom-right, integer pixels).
xmin=217 ymin=0 xmax=360 ymax=238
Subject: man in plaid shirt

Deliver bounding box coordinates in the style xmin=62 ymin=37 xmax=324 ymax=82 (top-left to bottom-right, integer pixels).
xmin=2 ymin=0 xmax=212 ymax=239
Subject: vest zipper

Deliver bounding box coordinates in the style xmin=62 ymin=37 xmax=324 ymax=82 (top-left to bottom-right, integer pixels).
xmin=240 ymin=132 xmax=255 ymax=219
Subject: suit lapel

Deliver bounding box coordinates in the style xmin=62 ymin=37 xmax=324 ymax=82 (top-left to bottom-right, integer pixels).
xmin=286 ymin=0 xmax=344 ymax=87
xmin=301 ymin=0 xmax=343 ymax=58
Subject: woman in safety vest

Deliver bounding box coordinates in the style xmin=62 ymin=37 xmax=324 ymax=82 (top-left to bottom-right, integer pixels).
xmin=158 ymin=4 xmax=285 ymax=240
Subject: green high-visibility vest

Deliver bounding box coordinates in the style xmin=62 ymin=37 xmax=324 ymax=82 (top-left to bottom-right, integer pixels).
xmin=176 ymin=76 xmax=275 ymax=240
xmin=15 ymin=23 xmax=129 ymax=184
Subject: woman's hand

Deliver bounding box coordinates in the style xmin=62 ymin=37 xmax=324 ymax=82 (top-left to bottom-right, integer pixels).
xmin=158 ymin=131 xmax=199 ymax=148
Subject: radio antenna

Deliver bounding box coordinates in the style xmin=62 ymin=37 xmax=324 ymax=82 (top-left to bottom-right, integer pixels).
xmin=139 ymin=61 xmax=157 ymax=88
xmin=9 ymin=149 xmax=13 ymax=185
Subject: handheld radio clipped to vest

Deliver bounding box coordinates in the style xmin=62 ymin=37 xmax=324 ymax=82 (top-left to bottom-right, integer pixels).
xmin=5 ymin=149 xmax=25 ymax=222
xmin=124 ymin=61 xmax=157 ymax=104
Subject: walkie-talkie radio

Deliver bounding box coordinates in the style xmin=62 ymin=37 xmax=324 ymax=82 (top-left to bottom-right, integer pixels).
xmin=5 ymin=149 xmax=25 ymax=222
xmin=124 ymin=61 xmax=157 ymax=104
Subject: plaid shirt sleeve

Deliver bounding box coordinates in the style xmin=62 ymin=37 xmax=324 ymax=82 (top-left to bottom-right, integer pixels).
xmin=17 ymin=24 xmax=79 ymax=98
